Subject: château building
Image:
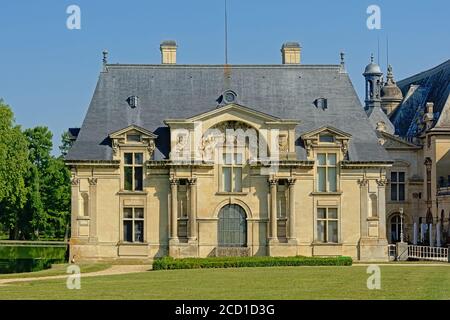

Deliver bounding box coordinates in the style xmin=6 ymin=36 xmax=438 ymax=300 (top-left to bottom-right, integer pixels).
xmin=65 ymin=41 xmax=450 ymax=262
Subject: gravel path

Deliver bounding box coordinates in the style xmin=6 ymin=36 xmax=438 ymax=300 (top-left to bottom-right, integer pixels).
xmin=0 ymin=265 xmax=150 ymax=285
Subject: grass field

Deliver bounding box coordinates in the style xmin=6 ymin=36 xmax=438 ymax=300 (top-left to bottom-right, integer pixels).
xmin=0 ymin=263 xmax=111 ymax=280
xmin=0 ymin=265 xmax=449 ymax=300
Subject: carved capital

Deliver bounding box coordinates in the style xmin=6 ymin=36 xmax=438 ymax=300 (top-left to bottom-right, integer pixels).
xmin=357 ymin=178 xmax=368 ymax=187
xmin=88 ymin=178 xmax=98 ymax=186
xmin=268 ymin=178 xmax=278 ymax=186
xmin=187 ymin=177 xmax=197 ymax=186
xmin=169 ymin=177 xmax=180 ymax=186
xmin=376 ymin=178 xmax=388 ymax=187
xmin=71 ymin=178 xmax=80 ymax=186
xmin=287 ymin=178 xmax=297 ymax=186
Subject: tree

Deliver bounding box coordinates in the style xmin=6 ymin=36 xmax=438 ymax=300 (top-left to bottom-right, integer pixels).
xmin=59 ymin=131 xmax=73 ymax=158
xmin=0 ymin=100 xmax=29 ymax=239
xmin=40 ymin=157 xmax=71 ymax=239
xmin=20 ymin=165 xmax=45 ymax=239
xmin=24 ymin=127 xmax=53 ymax=170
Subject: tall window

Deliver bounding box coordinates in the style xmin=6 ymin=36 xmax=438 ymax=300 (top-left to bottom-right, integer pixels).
xmin=123 ymin=207 xmax=144 ymax=243
xmin=390 ymin=214 xmax=401 ymax=243
xmin=317 ymin=208 xmax=338 ymax=243
xmin=124 ymin=152 xmax=143 ymax=191
xmin=277 ymin=182 xmax=287 ymax=238
xmin=390 ymin=172 xmax=405 ymax=201
xmin=317 ymin=153 xmax=337 ymax=192
xmin=222 ymin=153 xmax=243 ymax=192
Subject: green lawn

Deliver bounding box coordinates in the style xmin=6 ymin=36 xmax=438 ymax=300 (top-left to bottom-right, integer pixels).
xmin=0 ymin=265 xmax=449 ymax=300
xmin=0 ymin=263 xmax=111 ymax=280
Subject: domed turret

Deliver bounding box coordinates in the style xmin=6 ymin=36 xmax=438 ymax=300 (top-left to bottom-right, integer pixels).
xmin=364 ymin=61 xmax=382 ymax=75
xmin=363 ymin=54 xmax=383 ymax=111
xmin=381 ymin=65 xmax=403 ymax=116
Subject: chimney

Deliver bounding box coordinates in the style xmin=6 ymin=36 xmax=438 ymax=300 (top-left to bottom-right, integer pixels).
xmin=160 ymin=40 xmax=177 ymax=64
xmin=281 ymin=42 xmax=301 ymax=64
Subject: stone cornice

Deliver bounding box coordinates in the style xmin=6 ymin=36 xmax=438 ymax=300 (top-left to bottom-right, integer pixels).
xmin=65 ymin=160 xmax=120 ymax=168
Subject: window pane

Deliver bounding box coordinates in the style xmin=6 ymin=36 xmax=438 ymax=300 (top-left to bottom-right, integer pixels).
xmin=235 ymin=153 xmax=243 ymax=165
xmin=124 ymin=153 xmax=133 ymax=165
xmin=134 ymin=167 xmax=143 ymax=191
xmin=317 ymin=154 xmax=326 ymax=166
xmin=134 ymin=221 xmax=144 ymax=243
xmin=124 ymin=167 xmax=133 ymax=191
xmin=123 ymin=208 xmax=133 ymax=219
xmin=127 ymin=134 xmax=141 ymax=142
xmin=317 ymin=221 xmax=326 ymax=242
xmin=399 ymin=172 xmax=405 ymax=182
xmin=327 ymin=154 xmax=336 ymax=166
xmin=134 ymin=153 xmax=143 ymax=165
xmin=391 ymin=172 xmax=398 ymax=182
xmin=317 ymin=208 xmax=326 ymax=219
xmin=391 ymin=184 xmax=398 ymax=201
xmin=123 ymin=221 xmax=132 ymax=242
xmin=399 ymin=184 xmax=405 ymax=201
xmin=223 ymin=153 xmax=232 ymax=165
xmin=328 ymin=221 xmax=338 ymax=243
xmin=318 ymin=167 xmax=326 ymax=192
xmin=134 ymin=208 xmax=144 ymax=219
xmin=319 ymin=135 xmax=334 ymax=143
xmin=222 ymin=167 xmax=232 ymax=192
xmin=328 ymin=208 xmax=338 ymax=219
xmin=234 ymin=167 xmax=242 ymax=192
xmin=328 ymin=167 xmax=337 ymax=192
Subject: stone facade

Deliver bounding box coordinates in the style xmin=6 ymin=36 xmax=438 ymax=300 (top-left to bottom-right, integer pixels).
xmin=67 ymin=107 xmax=390 ymax=261
xmin=65 ymin=41 xmax=449 ymax=263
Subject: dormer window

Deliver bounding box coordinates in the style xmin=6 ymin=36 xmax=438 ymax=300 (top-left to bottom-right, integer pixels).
xmin=127 ymin=134 xmax=141 ymax=143
xmin=319 ymin=134 xmax=335 ymax=143
xmin=314 ymin=98 xmax=328 ymax=110
xmin=127 ymin=96 xmax=139 ymax=108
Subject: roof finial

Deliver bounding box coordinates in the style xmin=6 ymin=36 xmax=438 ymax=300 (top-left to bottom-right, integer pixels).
xmin=224 ymin=0 xmax=228 ymax=65
xmin=339 ymin=51 xmax=346 ymax=72
xmin=370 ymin=53 xmax=374 ymax=63
xmin=103 ymin=50 xmax=109 ymax=66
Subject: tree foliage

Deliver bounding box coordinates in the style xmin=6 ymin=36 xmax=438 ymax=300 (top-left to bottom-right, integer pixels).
xmin=0 ymin=100 xmax=29 ymax=239
xmin=0 ymin=100 xmax=71 ymax=240
xmin=59 ymin=131 xmax=73 ymax=157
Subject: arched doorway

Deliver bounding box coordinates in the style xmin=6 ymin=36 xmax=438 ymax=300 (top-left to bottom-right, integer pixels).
xmin=218 ymin=204 xmax=247 ymax=247
xmin=390 ymin=214 xmax=402 ymax=243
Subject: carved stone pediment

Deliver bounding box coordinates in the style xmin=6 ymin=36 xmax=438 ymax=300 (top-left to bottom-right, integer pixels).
xmin=301 ymin=126 xmax=352 ymax=158
xmin=109 ymin=125 xmax=158 ymax=158
xmin=377 ymin=131 xmax=420 ymax=150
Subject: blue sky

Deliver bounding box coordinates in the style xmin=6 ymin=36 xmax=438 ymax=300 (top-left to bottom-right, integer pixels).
xmin=0 ymin=0 xmax=449 ymax=153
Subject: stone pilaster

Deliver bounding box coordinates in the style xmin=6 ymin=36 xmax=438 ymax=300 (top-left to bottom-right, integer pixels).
xmin=188 ymin=177 xmax=197 ymax=241
xmin=70 ymin=178 xmax=80 ymax=238
xmin=376 ymin=178 xmax=388 ymax=240
xmin=268 ymin=177 xmax=278 ymax=241
xmin=358 ymin=178 xmax=369 ymax=238
xmin=170 ymin=177 xmax=179 ymax=240
xmin=287 ymin=178 xmax=297 ymax=241
xmin=88 ymin=178 xmax=98 ymax=242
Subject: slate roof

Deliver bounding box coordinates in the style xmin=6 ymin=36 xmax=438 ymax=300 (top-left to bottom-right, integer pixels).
xmin=66 ymin=64 xmax=391 ymax=162
xmin=391 ymin=59 xmax=450 ymax=137
xmin=367 ymin=106 xmax=395 ymax=135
